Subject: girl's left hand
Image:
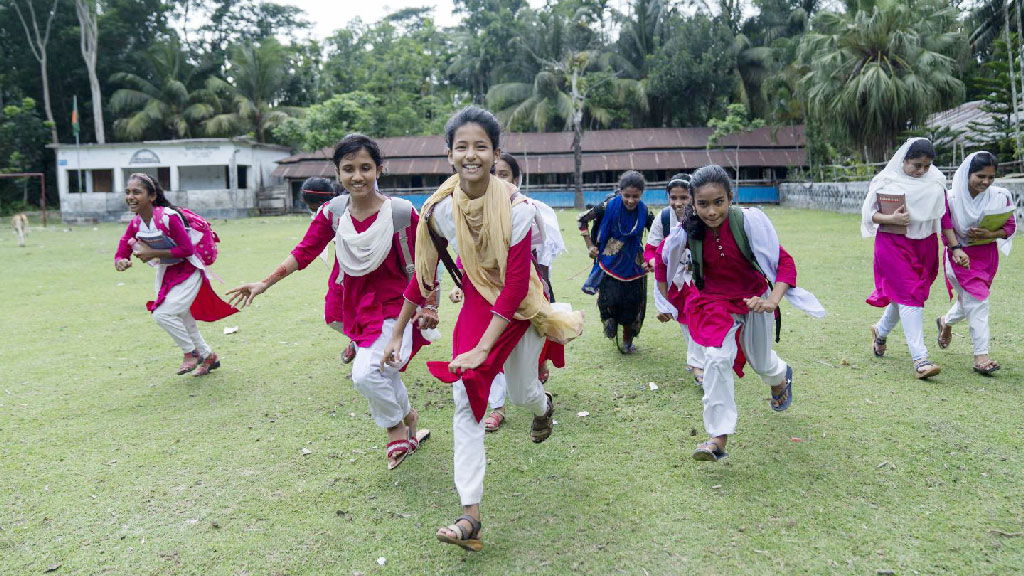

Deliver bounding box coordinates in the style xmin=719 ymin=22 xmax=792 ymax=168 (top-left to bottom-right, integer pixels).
xmin=967 ymin=227 xmax=993 ymax=240
xmin=744 ymin=296 xmax=778 ymax=313
xmin=449 ymin=347 xmax=488 ymax=372
xmin=134 ymin=243 xmax=157 ymax=262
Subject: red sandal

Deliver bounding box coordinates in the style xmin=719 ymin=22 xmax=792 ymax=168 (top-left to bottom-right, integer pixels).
xmin=177 ymin=350 xmax=200 ymax=375
xmin=193 ymin=352 xmax=220 ymax=377
xmin=483 ymin=410 xmax=505 ymax=432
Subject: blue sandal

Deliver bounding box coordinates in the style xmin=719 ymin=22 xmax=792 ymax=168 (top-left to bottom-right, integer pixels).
xmin=692 ymin=440 xmax=728 ymax=462
xmin=771 ymin=366 xmax=793 ymax=412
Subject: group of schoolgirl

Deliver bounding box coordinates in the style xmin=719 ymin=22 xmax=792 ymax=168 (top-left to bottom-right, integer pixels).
xmin=864 ymin=138 xmax=1016 ymax=379
xmin=114 ymin=108 xmax=582 ymax=552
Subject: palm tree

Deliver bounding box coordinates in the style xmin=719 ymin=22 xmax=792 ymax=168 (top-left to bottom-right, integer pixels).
xmin=109 ymin=37 xmax=221 ymax=140
xmin=204 ymin=38 xmax=298 ymax=143
xmin=798 ymin=0 xmax=965 ymax=161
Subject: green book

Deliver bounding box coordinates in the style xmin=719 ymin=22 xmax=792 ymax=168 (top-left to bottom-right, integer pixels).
xmin=968 ymin=209 xmax=1013 ymax=246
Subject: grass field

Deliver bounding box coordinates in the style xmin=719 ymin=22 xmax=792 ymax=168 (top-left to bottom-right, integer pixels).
xmin=1 ymin=208 xmax=1022 ymax=575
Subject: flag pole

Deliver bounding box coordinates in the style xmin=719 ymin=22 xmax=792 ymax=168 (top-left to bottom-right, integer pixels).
xmin=74 ymin=95 xmax=83 ymax=193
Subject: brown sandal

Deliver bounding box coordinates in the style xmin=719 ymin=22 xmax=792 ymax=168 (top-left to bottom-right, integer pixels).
xmin=436 ymin=515 xmax=483 ymax=552
xmin=973 ymin=360 xmax=1001 ymax=376
xmin=871 ymin=325 xmax=887 ymax=358
xmin=530 ymin=393 xmax=554 ymax=443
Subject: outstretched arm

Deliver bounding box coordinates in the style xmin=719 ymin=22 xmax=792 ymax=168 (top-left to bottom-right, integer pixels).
xmin=226 ymin=256 xmax=300 ymax=309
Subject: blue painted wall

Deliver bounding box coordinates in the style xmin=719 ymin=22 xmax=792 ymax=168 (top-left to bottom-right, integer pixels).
xmin=392 ymin=185 xmax=778 ymax=209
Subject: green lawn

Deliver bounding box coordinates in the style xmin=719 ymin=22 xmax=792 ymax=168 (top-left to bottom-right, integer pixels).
xmin=1 ymin=208 xmax=1022 ymax=575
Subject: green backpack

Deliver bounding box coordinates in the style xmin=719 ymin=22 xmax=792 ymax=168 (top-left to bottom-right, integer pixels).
xmin=688 ymin=205 xmax=781 ymax=342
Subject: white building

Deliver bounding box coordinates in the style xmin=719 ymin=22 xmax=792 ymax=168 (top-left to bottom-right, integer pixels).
xmin=51 ymin=138 xmax=291 ymax=222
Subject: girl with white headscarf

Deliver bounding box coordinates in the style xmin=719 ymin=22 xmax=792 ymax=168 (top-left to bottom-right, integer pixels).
xmin=862 ymin=138 xmax=947 ymax=379
xmin=936 ymin=152 xmax=1016 ymax=375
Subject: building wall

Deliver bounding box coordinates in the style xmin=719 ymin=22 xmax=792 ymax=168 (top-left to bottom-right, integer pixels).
xmin=54 ymin=141 xmax=289 ymax=222
xmin=780 ymin=180 xmax=1024 ymax=230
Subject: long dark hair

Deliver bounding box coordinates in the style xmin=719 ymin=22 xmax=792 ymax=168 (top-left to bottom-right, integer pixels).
xmin=128 ymin=172 xmax=177 ymax=210
xmin=683 ymin=165 xmax=733 ymax=241
xmin=969 ymin=151 xmax=999 ymax=174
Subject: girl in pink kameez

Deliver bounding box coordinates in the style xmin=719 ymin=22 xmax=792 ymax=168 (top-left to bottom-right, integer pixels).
xmin=114 ymin=173 xmax=237 ymax=376
xmin=383 ymin=106 xmax=583 ymax=551
xmin=936 ymin=152 xmax=1016 ymax=375
xmin=863 ymin=138 xmax=947 ymax=379
xmin=227 ymin=134 xmax=434 ymax=471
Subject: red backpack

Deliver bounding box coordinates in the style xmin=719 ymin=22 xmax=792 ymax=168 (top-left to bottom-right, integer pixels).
xmin=155 ymin=206 xmax=220 ymax=266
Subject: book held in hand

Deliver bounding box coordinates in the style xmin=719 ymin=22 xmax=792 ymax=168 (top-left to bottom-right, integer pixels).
xmin=968 ymin=207 xmax=1014 ymax=246
xmin=876 ymin=192 xmax=908 ymax=235
xmin=133 ymin=230 xmax=182 ymax=265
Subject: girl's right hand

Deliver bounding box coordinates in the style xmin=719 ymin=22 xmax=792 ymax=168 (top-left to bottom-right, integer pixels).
xmin=114 ymin=259 xmax=132 ymax=272
xmin=951 ymin=248 xmax=970 ymax=268
xmin=380 ymin=338 xmax=404 ymax=368
xmin=657 ymin=312 xmax=673 ymax=323
xmin=225 ymin=282 xmax=267 ymax=309
xmin=890 ymin=206 xmax=910 ymax=226
xmin=588 ymin=246 xmax=599 ymax=259
xmin=449 ymin=287 xmax=464 ymax=303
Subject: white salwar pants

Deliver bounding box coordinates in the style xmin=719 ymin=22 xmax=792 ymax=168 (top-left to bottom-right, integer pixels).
xmin=875 ymin=303 xmax=927 ymax=361
xmin=681 ymin=324 xmax=706 ymax=369
xmin=701 ymin=305 xmax=788 ymax=438
xmin=351 ymin=318 xmax=414 ymax=429
xmin=152 ymin=270 xmax=212 ymax=358
xmin=943 ymin=273 xmax=990 ymax=356
xmin=453 ymin=327 xmax=549 ymax=506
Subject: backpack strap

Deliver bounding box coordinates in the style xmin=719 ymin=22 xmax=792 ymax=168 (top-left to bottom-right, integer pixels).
xmin=424 ymin=203 xmax=462 ymax=290
xmin=390 ymin=197 xmax=415 ymax=280
xmin=326 ymin=194 xmax=350 ymax=232
xmin=728 ymin=206 xmax=781 ymax=342
xmin=660 ymin=206 xmax=671 ymax=237
xmin=687 ymin=228 xmax=704 ymax=291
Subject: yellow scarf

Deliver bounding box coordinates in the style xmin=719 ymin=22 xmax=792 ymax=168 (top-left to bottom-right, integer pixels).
xmin=416 ymin=174 xmax=584 ymax=344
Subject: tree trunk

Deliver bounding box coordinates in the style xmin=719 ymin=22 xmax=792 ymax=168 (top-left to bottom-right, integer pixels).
xmin=1005 ymin=1 xmax=1023 ymax=160
xmin=75 ymin=0 xmax=104 ymax=143
xmin=571 ymin=67 xmax=585 ymax=209
xmin=12 ymin=0 xmax=60 ymax=145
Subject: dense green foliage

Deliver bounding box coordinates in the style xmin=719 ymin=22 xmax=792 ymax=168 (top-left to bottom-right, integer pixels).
xmin=1 ymin=0 xmax=1020 ymax=210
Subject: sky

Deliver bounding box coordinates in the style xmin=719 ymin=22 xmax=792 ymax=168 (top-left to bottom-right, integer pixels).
xmin=279 ymin=0 xmax=545 ymax=38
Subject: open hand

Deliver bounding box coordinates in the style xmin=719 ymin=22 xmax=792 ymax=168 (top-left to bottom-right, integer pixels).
xmin=381 ymin=337 xmax=404 ymax=368
xmin=114 ymin=258 xmax=132 ymax=272
xmin=225 ymin=282 xmax=267 ymax=309
xmin=449 ymin=347 xmax=488 ymax=372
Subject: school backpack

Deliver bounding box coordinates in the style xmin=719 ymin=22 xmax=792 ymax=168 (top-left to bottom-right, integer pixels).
xmin=688 ymin=205 xmax=781 ymax=342
xmin=154 ymin=206 xmax=220 ymax=266
xmin=326 ymin=195 xmax=415 ymax=280
xmin=659 ymin=206 xmax=673 ymax=235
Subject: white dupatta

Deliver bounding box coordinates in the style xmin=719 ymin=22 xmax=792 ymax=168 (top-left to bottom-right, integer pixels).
xmin=948 ymin=152 xmax=1015 ymax=256
xmin=861 ymin=137 xmax=947 ymax=240
xmin=334 ymin=197 xmax=394 ymax=279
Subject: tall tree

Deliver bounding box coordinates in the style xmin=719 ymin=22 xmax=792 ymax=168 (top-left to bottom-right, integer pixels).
xmin=108 ymin=36 xmax=221 ymax=140
xmin=798 ymin=0 xmax=966 ymax=160
xmin=73 ymin=0 xmax=103 ymax=143
xmin=10 ymin=0 xmax=60 ymax=144
xmin=205 ymin=38 xmax=296 ymax=142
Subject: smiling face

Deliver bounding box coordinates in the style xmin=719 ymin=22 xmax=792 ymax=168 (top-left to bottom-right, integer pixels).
xmin=337 ymin=147 xmax=382 ymax=199
xmin=124 ymin=178 xmax=155 ymax=214
xmin=667 ymin=185 xmax=690 ymax=220
xmin=693 ymin=182 xmax=731 ymax=231
xmin=447 ymin=122 xmax=498 ymax=196
xmin=620 ymin=186 xmax=643 ymax=211
xmin=902 ymin=155 xmax=933 ymax=178
xmin=968 ymin=164 xmax=996 ymax=197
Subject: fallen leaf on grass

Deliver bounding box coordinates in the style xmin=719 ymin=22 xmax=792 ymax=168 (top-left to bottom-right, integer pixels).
xmin=876 ymin=461 xmax=889 ymax=469
xmin=791 ymin=437 xmax=802 ymax=442
xmin=989 ymin=529 xmax=1023 ymax=537
xmin=577 ymin=411 xmax=589 ymax=417
xmin=876 ymin=570 xmax=895 ymax=575
xmin=223 ymin=326 xmax=239 ymax=335
xmin=301 ymin=448 xmax=312 ymax=456
xmin=44 ymin=564 xmax=61 ymax=573
xmin=711 ymin=485 xmax=722 ymax=490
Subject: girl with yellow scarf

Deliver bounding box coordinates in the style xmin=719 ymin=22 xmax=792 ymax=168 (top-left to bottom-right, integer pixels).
xmin=382 ymin=106 xmax=583 ymax=551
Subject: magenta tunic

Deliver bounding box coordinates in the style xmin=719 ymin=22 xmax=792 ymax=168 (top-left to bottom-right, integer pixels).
xmin=867 ymin=232 xmax=939 ymax=308
xmin=653 ymin=238 xmax=698 ymax=327
xmin=941 ymin=199 xmax=1017 ymax=301
xmin=405 ymin=232 xmax=535 ymax=422
xmin=115 ymin=209 xmax=236 ymax=321
xmin=291 ymin=207 xmax=425 ymax=355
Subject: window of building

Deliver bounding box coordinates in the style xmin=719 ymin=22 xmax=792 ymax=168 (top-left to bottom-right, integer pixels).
xmin=157 ymin=167 xmax=171 ymax=190
xmin=237 ymin=165 xmax=249 ymax=189
xmin=68 ymin=170 xmax=85 ymax=193
xmin=92 ymin=169 xmax=114 ymax=192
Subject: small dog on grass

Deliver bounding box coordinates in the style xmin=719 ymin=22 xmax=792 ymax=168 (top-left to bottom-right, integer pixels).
xmin=12 ymin=213 xmax=28 ymax=247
